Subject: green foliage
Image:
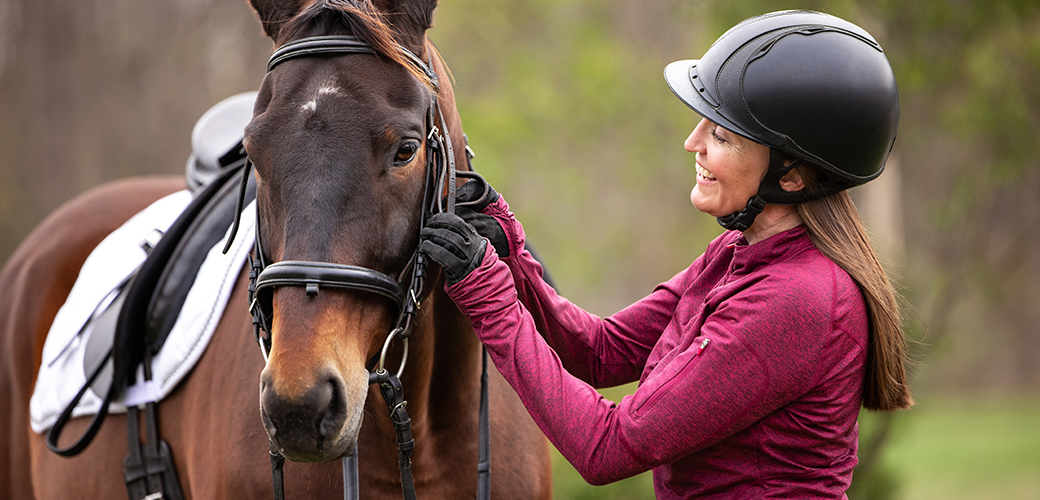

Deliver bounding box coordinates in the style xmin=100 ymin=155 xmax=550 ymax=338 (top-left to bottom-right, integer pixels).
xmin=435 ymin=0 xmax=723 ymax=313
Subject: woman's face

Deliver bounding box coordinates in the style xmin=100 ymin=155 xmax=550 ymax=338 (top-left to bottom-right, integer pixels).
xmin=684 ymin=118 xmax=770 ymax=217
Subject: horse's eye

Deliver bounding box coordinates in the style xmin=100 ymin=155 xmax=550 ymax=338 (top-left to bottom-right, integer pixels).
xmin=394 ymin=142 xmax=420 ymax=165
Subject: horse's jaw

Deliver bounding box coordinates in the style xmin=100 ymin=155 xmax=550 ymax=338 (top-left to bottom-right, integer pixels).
xmin=259 ymin=362 xmax=370 ymax=463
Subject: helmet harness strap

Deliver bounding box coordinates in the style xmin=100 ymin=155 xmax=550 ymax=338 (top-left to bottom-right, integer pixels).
xmin=716 ymin=148 xmax=799 ymax=231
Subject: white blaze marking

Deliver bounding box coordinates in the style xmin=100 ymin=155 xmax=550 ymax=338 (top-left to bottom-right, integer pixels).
xmin=300 ymin=81 xmax=342 ymax=114
xmin=318 ymin=85 xmax=341 ymax=96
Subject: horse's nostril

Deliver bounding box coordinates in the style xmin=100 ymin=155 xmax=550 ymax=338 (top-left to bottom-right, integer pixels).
xmin=318 ymin=377 xmax=347 ymax=438
xmin=299 ymin=377 xmax=333 ymax=418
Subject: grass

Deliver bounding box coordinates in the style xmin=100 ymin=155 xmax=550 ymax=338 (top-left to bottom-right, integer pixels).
xmin=878 ymin=396 xmax=1040 ymax=500
xmin=547 ymin=393 xmax=1040 ymax=499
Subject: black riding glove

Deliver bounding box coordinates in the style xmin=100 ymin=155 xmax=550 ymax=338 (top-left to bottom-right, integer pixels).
xmin=454 ymin=179 xmax=510 ymax=258
xmin=419 ymin=213 xmax=489 ymax=285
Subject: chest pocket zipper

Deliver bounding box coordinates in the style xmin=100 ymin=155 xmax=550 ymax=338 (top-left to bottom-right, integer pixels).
xmin=633 ymin=337 xmax=712 ymax=418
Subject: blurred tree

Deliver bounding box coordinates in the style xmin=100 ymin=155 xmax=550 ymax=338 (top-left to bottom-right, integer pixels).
xmin=0 ymin=0 xmax=270 ymax=261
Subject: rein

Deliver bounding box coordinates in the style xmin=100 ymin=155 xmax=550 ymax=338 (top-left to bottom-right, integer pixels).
xmin=223 ymin=34 xmax=491 ymax=500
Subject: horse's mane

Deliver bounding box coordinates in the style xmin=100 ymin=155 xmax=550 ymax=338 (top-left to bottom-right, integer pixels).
xmin=277 ymin=0 xmax=435 ymax=88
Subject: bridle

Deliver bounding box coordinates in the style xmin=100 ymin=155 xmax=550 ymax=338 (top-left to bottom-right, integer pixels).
xmin=223 ymin=34 xmax=492 ymax=500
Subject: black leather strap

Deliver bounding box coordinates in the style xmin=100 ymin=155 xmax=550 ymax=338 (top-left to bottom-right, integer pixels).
xmin=254 ymin=261 xmax=406 ymax=313
xmin=269 ymin=440 xmax=286 ymax=500
xmin=477 ymin=347 xmax=491 ymax=500
xmin=45 ymin=349 xmax=114 ymax=456
xmin=122 ymin=356 xmax=185 ymax=500
xmin=342 ymin=448 xmax=360 ymax=500
xmin=268 ymin=36 xmax=437 ymax=86
xmin=147 ymin=162 xmax=256 ymax=352
xmin=268 ymin=36 xmax=376 ymax=72
xmin=374 ymin=371 xmax=417 ymax=500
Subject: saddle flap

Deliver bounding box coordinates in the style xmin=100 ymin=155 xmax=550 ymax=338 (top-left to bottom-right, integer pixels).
xmin=145 ymin=170 xmax=256 ymax=353
xmin=81 ymin=289 xmax=126 ymax=398
xmin=111 ymin=163 xmax=246 ymax=393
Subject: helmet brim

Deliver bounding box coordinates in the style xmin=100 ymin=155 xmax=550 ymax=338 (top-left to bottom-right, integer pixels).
xmin=663 ymin=59 xmax=763 ymax=146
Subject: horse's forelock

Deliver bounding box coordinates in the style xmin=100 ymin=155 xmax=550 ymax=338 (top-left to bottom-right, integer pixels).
xmin=277 ymin=0 xmax=434 ymax=89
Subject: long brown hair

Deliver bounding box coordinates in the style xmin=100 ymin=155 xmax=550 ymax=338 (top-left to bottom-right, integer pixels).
xmin=795 ymin=166 xmax=914 ymax=411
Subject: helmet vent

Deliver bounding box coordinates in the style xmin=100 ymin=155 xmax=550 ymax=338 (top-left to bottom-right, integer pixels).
xmin=688 ymin=65 xmax=715 ymax=106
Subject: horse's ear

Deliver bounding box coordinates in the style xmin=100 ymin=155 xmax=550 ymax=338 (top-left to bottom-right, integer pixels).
xmin=373 ymin=0 xmax=437 ymax=51
xmin=249 ymin=0 xmax=312 ymax=40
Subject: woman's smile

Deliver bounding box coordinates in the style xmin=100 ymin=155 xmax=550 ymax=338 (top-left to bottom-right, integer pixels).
xmin=684 ymin=118 xmax=770 ymax=218
xmin=695 ymin=162 xmax=716 ymax=182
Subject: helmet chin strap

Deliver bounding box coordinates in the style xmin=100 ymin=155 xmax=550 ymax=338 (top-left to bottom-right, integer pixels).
xmin=716 ymin=149 xmax=796 ymax=231
xmin=716 ymin=195 xmax=766 ymax=231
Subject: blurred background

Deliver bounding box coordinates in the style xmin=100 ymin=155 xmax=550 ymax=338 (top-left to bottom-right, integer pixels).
xmin=1 ymin=0 xmax=1038 ymax=498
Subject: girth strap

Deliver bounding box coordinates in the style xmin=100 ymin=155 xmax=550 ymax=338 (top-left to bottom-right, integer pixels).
xmin=123 ymin=354 xmax=185 ymax=500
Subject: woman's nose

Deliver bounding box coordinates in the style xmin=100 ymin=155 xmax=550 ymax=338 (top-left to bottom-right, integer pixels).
xmin=684 ymin=119 xmax=709 ymax=153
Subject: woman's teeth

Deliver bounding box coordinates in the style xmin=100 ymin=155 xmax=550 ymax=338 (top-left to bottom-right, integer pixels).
xmin=696 ymin=164 xmax=716 ymax=180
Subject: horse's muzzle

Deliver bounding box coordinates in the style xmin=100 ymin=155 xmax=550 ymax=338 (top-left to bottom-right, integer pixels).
xmin=259 ymin=365 xmax=366 ymax=462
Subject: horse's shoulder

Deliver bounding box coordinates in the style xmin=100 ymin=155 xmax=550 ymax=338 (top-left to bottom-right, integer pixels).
xmin=0 ymin=175 xmax=185 ymax=374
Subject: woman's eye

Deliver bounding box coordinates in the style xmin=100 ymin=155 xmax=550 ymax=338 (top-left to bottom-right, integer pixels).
xmin=711 ymin=127 xmax=726 ymax=144
xmin=394 ymin=142 xmax=420 ymax=164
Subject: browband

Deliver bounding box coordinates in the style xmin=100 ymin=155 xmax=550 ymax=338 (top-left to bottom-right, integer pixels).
xmin=267 ymin=35 xmax=438 ymax=87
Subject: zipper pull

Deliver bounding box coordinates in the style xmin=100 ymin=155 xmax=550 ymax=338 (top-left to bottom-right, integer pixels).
xmin=695 ymin=337 xmax=711 ymax=355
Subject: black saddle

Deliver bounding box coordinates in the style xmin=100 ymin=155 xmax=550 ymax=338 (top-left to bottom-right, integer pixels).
xmin=47 ymin=92 xmax=259 ymax=500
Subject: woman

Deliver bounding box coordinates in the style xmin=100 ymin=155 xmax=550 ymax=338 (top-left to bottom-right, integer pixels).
xmin=420 ymin=10 xmax=913 ymax=498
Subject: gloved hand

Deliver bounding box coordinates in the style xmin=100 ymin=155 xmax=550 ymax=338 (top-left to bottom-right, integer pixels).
xmin=454 ymin=179 xmax=510 ymax=258
xmin=419 ymin=213 xmax=489 ymax=285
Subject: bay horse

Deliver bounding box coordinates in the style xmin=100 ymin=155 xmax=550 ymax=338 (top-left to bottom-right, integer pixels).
xmin=0 ymin=0 xmax=551 ymax=498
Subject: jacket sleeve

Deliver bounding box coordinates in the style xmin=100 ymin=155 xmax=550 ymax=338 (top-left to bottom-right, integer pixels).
xmin=482 ymin=197 xmax=687 ymax=388
xmin=446 ymin=246 xmax=833 ymax=485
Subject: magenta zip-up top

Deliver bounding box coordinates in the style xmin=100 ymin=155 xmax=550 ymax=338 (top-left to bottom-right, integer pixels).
xmin=445 ymin=198 xmax=868 ymax=499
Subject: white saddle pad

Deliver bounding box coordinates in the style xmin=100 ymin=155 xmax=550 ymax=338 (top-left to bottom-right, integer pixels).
xmin=30 ymin=190 xmax=255 ymax=433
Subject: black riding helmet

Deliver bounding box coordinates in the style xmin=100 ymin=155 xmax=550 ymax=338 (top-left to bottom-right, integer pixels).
xmin=664 ymin=10 xmax=899 ymax=230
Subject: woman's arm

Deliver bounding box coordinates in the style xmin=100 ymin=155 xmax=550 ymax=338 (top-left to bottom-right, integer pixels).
xmin=479 ymin=196 xmax=690 ymax=387
xmin=447 ymin=246 xmax=834 ymax=484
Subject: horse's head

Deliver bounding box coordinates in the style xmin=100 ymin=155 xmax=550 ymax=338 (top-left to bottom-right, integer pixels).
xmin=244 ymin=0 xmax=459 ymax=463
